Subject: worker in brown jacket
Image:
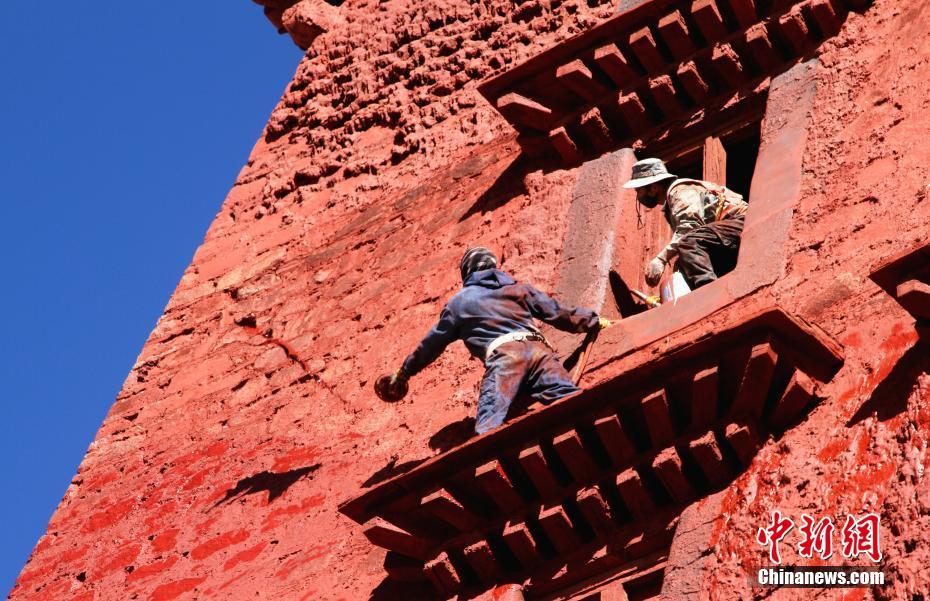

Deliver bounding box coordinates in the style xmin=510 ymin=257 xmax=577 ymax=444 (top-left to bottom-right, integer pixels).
xmin=623 ymin=158 xmax=749 ymax=290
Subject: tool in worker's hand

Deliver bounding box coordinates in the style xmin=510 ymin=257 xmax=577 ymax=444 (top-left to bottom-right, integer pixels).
xmin=569 ymin=315 xmax=616 ymax=385
xmin=631 ymin=289 xmax=662 ymax=308
xmin=570 ymin=329 xmax=598 ymax=386
xmin=375 ymin=370 xmax=409 ymax=402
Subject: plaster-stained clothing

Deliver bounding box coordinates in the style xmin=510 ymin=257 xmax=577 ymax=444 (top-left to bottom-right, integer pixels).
xmin=401 ymin=268 xmax=599 ymax=434
xmin=657 ymin=178 xmax=748 ymax=264
xmin=677 ymin=215 xmax=745 ymax=289
xmin=477 ymin=340 xmax=579 ymax=434
xmin=401 ymin=269 xmax=599 ymax=377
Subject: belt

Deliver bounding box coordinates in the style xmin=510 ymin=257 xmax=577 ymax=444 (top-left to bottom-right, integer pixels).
xmin=485 ymin=331 xmax=547 ymax=362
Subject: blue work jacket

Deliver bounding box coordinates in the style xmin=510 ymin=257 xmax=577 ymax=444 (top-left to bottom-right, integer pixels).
xmin=401 ymin=269 xmax=599 ymax=377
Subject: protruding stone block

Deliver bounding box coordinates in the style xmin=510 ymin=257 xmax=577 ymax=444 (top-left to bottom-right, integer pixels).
xmin=810 ymin=0 xmax=845 ymax=37
xmin=624 ymin=516 xmax=678 ymax=558
xmin=384 ymin=551 xmax=426 ymax=582
xmin=447 ymin=468 xmax=497 ymax=517
xmin=576 ymin=487 xmax=615 ymax=534
xmin=615 ymin=469 xmax=655 ymax=519
xmin=382 ymin=496 xmax=450 ymax=539
xmin=691 ymin=366 xmax=719 ymax=430
xmin=658 ymin=11 xmax=696 ymax=60
xmin=552 ymin=430 xmax=600 ymax=484
xmin=618 ymin=92 xmax=650 ymax=134
xmin=724 ymin=422 xmax=763 ymax=466
xmin=496 ymin=93 xmax=554 ymax=131
xmin=556 ymin=59 xmax=610 ymax=102
xmin=475 ymin=461 xmax=524 ymax=514
xmin=642 ymin=389 xmax=677 ymax=446
xmin=677 ymin=61 xmax=711 ymax=102
xmin=364 ymin=522 xmax=433 ymax=560
xmin=711 ymin=44 xmax=745 ymax=89
xmin=579 ymin=107 xmax=615 ymax=152
xmin=594 ymin=45 xmax=637 ymax=87
xmin=537 ymin=505 xmax=582 ymax=553
xmin=767 ymin=370 xmax=816 ymax=430
xmin=629 ymin=27 xmax=666 ymax=73
xmin=518 ymin=445 xmax=562 ymax=499
xmin=516 ymin=132 xmax=556 ymax=160
xmin=729 ymin=343 xmax=777 ymax=418
xmin=745 ymin=24 xmax=783 ymax=72
xmin=691 ymin=0 xmax=728 ymax=42
xmin=688 ymin=431 xmax=729 ymax=487
xmin=649 ymin=75 xmax=685 ymax=118
xmin=896 ymin=279 xmax=930 ymax=320
xmin=593 ymin=413 xmax=636 ymax=466
xmin=421 ymin=489 xmax=480 ymax=533
xmin=503 ymin=521 xmax=542 ymax=569
xmin=652 ymin=447 xmax=697 ymax=504
xmin=778 ymin=8 xmax=810 ymax=54
xmin=463 ymin=539 xmax=503 ymax=584
xmin=548 ymin=127 xmax=583 ymax=164
xmin=425 ymin=552 xmax=461 ymax=595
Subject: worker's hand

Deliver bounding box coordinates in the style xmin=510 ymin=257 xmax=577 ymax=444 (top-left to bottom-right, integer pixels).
xmin=375 ymin=369 xmax=409 ymax=402
xmin=645 ymin=257 xmax=666 ymax=287
xmin=598 ymin=317 xmax=614 ymax=330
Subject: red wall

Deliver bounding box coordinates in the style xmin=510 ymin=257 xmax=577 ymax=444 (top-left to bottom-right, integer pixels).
xmin=11 ymin=0 xmax=930 ymax=599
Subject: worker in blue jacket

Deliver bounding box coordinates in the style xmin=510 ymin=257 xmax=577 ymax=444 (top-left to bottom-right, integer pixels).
xmin=376 ymin=247 xmax=611 ymax=435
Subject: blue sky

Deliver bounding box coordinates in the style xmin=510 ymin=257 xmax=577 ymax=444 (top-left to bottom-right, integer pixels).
xmin=0 ymin=2 xmax=302 ymax=593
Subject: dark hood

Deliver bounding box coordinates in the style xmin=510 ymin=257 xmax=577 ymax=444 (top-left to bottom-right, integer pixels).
xmin=463 ymin=268 xmax=516 ymax=289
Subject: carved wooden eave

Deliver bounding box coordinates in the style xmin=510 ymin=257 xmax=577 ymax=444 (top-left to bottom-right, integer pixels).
xmin=477 ymin=0 xmax=868 ymax=163
xmin=340 ymin=308 xmax=843 ymax=598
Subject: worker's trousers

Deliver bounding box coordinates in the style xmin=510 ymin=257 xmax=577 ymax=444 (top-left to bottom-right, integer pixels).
xmin=677 ymin=215 xmax=745 ymax=289
xmin=476 ymin=340 xmax=579 ymax=435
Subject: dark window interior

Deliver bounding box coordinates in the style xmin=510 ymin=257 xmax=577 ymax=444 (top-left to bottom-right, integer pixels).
xmin=661 ymin=119 xmax=762 ymax=200
xmin=723 ymin=121 xmax=761 ymax=199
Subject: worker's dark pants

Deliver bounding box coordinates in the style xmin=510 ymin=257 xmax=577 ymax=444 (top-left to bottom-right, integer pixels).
xmin=677 ymin=215 xmax=745 ymax=290
xmin=476 ymin=340 xmax=579 ymax=435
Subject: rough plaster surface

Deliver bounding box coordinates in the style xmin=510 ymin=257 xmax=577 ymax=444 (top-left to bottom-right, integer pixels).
xmin=11 ymin=0 xmax=930 ymax=599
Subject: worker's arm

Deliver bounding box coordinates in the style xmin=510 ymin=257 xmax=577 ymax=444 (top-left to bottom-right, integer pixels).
xmin=525 ymin=286 xmax=600 ymax=333
xmin=400 ymin=305 xmax=459 ymax=377
xmin=655 ymin=187 xmax=707 ymax=264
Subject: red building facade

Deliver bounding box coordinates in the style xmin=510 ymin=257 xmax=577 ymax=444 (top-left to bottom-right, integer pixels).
xmin=11 ymin=0 xmax=930 ymax=599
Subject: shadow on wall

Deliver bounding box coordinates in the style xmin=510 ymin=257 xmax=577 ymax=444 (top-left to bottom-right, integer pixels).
xmin=847 ymin=337 xmax=930 ymax=427
xmin=458 ymin=156 xmax=530 ymax=222
xmin=363 ymin=457 xmax=429 ymax=489
xmin=211 ymin=463 xmax=321 ymax=507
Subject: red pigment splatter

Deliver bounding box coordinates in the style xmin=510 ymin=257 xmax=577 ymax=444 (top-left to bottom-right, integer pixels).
xmin=95 ymin=543 xmax=141 ymax=578
xmin=262 ymin=494 xmax=326 ymax=532
xmin=128 ymin=556 xmax=180 ymax=583
xmin=272 ymin=446 xmax=320 ymax=472
xmin=150 ymin=576 xmax=207 ymax=601
xmin=151 ymin=529 xmax=179 ymax=554
xmin=82 ymin=498 xmax=136 ymax=533
xmin=190 ymin=530 xmax=250 ymax=561
xmin=223 ymin=541 xmax=268 ymax=571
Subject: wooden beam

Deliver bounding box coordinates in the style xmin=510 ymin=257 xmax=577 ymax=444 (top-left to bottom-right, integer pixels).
xmin=703 ymin=135 xmax=726 ymax=185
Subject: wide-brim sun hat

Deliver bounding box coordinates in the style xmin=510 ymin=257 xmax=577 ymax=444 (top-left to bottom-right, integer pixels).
xmin=622 ymin=158 xmax=677 ymax=189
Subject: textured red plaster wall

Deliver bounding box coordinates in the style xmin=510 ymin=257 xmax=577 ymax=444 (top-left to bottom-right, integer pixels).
xmin=701 ymin=2 xmax=930 ymax=598
xmin=11 ymin=0 xmax=930 ymax=600
xmin=10 ymin=1 xmax=623 ymax=600
xmin=574 ymin=1 xmax=930 ymax=598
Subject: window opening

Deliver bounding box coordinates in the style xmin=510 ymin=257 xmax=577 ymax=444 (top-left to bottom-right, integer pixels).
xmin=663 ymin=118 xmax=762 ymax=199
xmin=622 ymin=116 xmax=762 ymax=299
